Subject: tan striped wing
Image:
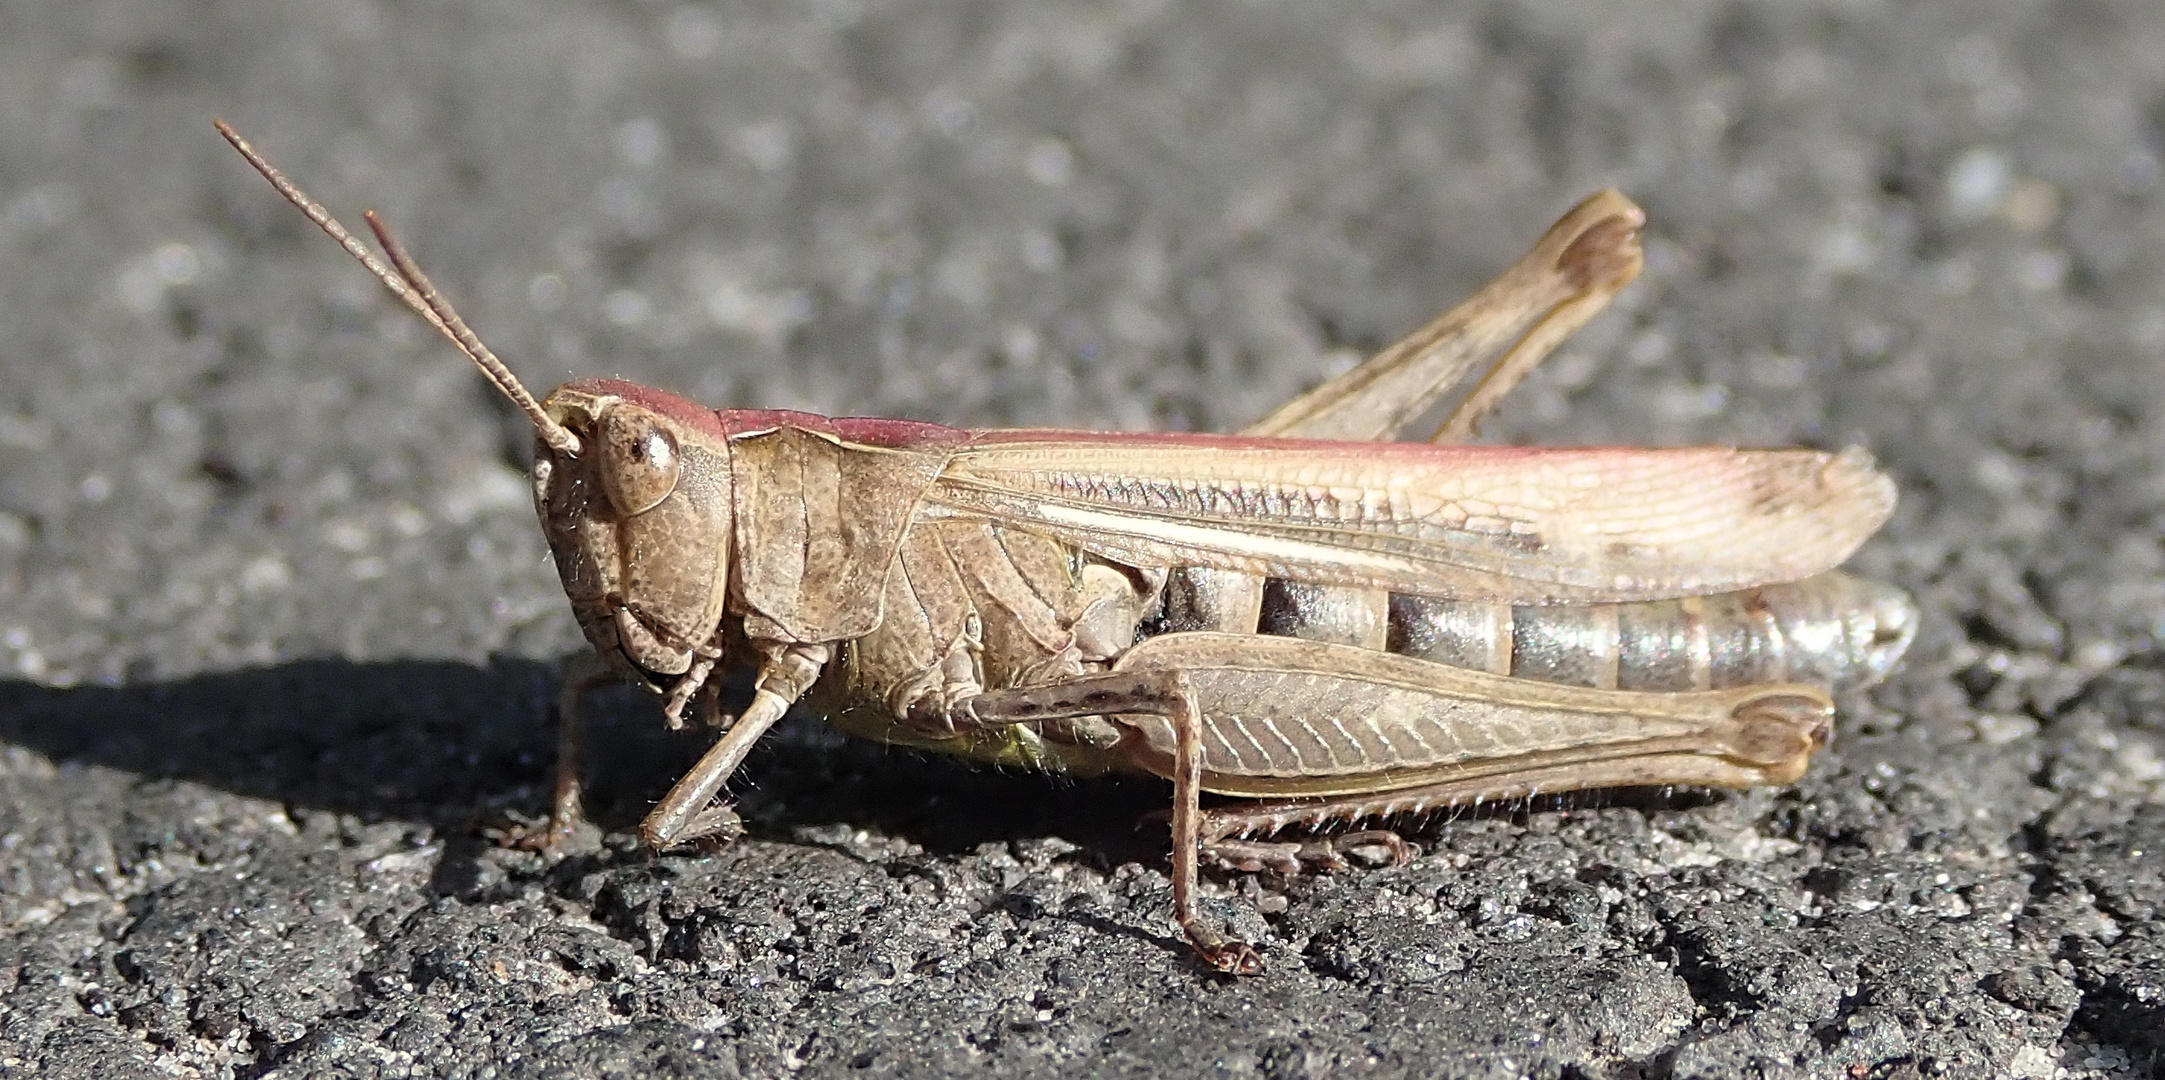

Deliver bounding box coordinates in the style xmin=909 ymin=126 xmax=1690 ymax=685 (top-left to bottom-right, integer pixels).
xmin=924 ymin=430 xmax=1895 ymax=605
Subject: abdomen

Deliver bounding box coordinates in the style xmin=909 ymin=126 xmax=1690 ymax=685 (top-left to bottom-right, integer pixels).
xmin=1152 ymin=569 xmax=1914 ymax=695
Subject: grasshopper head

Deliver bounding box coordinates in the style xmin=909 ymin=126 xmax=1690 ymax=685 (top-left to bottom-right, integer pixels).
xmin=533 ymin=380 xmax=736 ymax=692
xmin=213 ymin=121 xmax=741 ymax=707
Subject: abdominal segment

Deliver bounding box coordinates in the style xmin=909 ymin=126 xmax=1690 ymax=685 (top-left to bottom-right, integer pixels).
xmin=1157 ymin=569 xmax=1914 ymax=695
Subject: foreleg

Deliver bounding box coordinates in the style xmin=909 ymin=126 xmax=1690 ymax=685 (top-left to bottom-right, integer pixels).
xmin=497 ymin=650 xmax=618 ymax=852
xmin=638 ymin=643 xmax=830 ymax=849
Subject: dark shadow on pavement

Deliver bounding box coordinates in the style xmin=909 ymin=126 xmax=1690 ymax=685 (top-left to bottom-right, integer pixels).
xmin=0 ymin=660 xmax=1169 ymax=863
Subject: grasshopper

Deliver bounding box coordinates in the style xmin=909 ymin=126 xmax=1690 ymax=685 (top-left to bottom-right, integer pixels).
xmin=218 ymin=121 xmax=1914 ymax=973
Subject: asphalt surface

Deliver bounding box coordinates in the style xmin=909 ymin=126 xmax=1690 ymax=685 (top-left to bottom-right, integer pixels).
xmin=3 ymin=1 xmax=2163 ymax=1077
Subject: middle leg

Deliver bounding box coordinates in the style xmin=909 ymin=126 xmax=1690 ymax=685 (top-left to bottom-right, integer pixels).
xmin=953 ymin=671 xmax=1262 ymax=975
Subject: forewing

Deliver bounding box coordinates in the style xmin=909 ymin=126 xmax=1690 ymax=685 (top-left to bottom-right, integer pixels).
xmin=926 ymin=431 xmax=1895 ymax=605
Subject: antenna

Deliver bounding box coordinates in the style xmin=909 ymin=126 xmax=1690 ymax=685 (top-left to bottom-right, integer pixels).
xmin=214 ymin=119 xmax=581 ymax=456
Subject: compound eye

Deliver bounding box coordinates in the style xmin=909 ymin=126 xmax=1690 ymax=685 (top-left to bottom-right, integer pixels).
xmin=597 ymin=411 xmax=681 ymax=516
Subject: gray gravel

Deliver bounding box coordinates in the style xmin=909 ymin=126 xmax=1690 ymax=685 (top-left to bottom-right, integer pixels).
xmin=3 ymin=1 xmax=2163 ymax=1077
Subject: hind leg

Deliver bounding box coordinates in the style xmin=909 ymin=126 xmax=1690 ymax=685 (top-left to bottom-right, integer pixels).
xmin=1244 ymin=190 xmax=1644 ymax=443
xmin=1199 ymin=830 xmax=1418 ymax=875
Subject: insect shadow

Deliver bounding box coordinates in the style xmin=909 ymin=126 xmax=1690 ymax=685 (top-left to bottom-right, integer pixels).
xmin=0 ymin=657 xmax=1735 ymax=961
xmin=0 ymin=659 xmax=1168 ymax=880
